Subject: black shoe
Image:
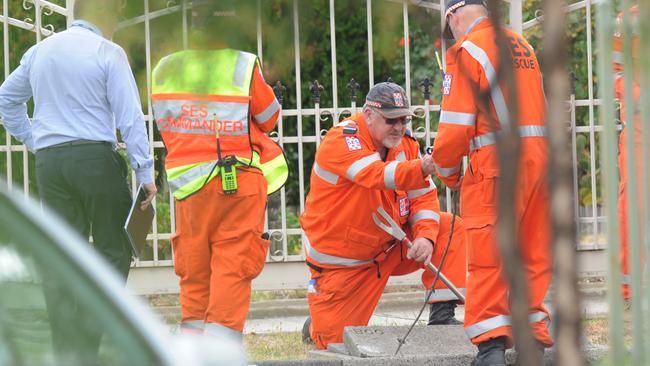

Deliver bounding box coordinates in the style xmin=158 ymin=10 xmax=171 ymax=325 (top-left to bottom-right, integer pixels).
xmin=302 ymin=316 xmax=313 ymax=344
xmin=471 ymin=336 xmax=507 ymax=366
xmin=428 ymin=301 xmax=462 ymax=325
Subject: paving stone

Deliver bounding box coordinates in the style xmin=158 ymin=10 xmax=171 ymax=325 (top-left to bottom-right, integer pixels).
xmin=343 ymin=324 xmax=474 ymax=358
xmin=327 ymin=343 xmax=350 ymax=355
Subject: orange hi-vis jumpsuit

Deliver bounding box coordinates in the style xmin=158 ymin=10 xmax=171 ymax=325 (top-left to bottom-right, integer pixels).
xmin=613 ymin=5 xmax=646 ymax=300
xmin=432 ymin=17 xmax=552 ymax=347
xmin=152 ymin=50 xmax=283 ymax=341
xmin=300 ymin=112 xmax=467 ymax=349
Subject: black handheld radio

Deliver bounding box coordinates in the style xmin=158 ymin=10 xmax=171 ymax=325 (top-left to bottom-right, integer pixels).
xmin=216 ymin=120 xmax=238 ymax=194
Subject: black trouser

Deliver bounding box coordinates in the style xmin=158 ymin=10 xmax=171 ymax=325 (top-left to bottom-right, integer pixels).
xmin=35 ymin=141 xmax=133 ymax=363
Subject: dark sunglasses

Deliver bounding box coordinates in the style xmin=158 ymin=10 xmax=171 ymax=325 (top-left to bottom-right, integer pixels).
xmin=384 ymin=116 xmax=410 ymax=126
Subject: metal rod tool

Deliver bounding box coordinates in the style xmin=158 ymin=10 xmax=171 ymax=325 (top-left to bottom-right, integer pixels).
xmin=372 ymin=207 xmax=465 ymax=303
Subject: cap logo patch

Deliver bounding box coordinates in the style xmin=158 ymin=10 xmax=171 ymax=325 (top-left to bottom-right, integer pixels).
xmin=366 ymin=100 xmax=382 ymax=108
xmin=393 ymin=93 xmax=405 ymax=107
xmin=345 ymin=136 xmax=363 ymax=151
xmin=442 ymin=73 xmax=453 ymax=96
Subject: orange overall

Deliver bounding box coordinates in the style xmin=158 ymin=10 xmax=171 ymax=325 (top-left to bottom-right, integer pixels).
xmin=613 ymin=5 xmax=646 ymax=300
xmin=153 ymin=53 xmax=282 ymax=339
xmin=300 ymin=113 xmax=467 ymax=349
xmin=432 ymin=18 xmax=552 ymax=347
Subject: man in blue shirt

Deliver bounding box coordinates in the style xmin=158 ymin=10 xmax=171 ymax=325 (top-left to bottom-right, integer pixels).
xmin=0 ymin=0 xmax=156 ymax=362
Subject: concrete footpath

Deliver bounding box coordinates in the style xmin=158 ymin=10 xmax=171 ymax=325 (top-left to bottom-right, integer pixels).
xmin=153 ymin=278 xmax=610 ymax=365
xmin=244 ymin=279 xmax=610 ymax=365
xmin=244 ymin=279 xmax=607 ymax=334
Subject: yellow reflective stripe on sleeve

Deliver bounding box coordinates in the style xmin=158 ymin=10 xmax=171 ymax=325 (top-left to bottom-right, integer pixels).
xmin=261 ymin=153 xmax=289 ymax=195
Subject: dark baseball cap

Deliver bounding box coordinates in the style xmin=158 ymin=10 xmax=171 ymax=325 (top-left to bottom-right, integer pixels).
xmin=442 ymin=0 xmax=485 ymax=39
xmin=364 ymin=82 xmax=414 ymax=119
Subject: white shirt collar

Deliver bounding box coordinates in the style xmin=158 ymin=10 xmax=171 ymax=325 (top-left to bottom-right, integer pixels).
xmin=71 ymin=20 xmax=103 ymax=37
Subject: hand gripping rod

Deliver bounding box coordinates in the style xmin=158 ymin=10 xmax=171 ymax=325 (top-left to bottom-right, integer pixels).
xmin=371 ymin=207 xmax=465 ymax=303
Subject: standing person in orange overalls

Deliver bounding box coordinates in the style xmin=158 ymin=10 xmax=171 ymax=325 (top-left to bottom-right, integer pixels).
xmin=613 ymin=4 xmax=645 ymax=302
xmin=300 ymin=82 xmax=467 ymax=350
xmin=433 ymin=1 xmax=552 ymax=364
xmin=150 ymin=1 xmax=288 ymax=342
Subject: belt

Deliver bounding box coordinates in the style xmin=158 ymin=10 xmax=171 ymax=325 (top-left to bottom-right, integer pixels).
xmin=38 ymin=140 xmax=112 ymax=151
xmin=470 ymin=125 xmax=546 ymax=151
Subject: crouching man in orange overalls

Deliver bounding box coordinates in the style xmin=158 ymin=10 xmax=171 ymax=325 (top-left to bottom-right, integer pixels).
xmin=300 ymin=82 xmax=467 ymax=349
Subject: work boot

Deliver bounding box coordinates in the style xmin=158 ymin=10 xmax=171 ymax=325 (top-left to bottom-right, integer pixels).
xmin=428 ymin=301 xmax=463 ymax=325
xmin=302 ymin=316 xmax=313 ymax=344
xmin=471 ymin=336 xmax=507 ymax=366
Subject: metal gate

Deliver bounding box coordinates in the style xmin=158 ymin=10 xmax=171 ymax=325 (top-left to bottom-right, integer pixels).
xmin=1 ymin=0 xmax=608 ymax=288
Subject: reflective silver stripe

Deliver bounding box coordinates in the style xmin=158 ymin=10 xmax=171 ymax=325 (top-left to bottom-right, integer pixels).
xmin=615 ymin=71 xmax=624 ymax=81
xmin=440 ymin=110 xmax=476 ymax=126
xmin=204 ymin=322 xmax=243 ymax=343
xmin=395 ymin=151 xmax=406 ymax=161
xmin=425 ymin=288 xmax=467 ymax=302
xmin=153 ymin=100 xmax=249 ymax=136
xmin=346 ymin=153 xmax=381 ymax=181
xmin=465 ymin=312 xmax=549 ymax=338
xmin=313 ymin=162 xmax=339 ymax=185
xmin=408 ymin=210 xmax=440 ymax=226
xmin=336 ymin=120 xmax=355 ymax=127
xmin=470 ymin=125 xmax=546 ymax=151
xmin=519 ymin=125 xmax=546 ymax=137
xmin=434 ymin=163 xmax=460 ymax=178
xmin=622 ymin=274 xmax=631 ymax=285
xmin=407 ymin=179 xmax=436 ymax=200
xmin=384 ymin=161 xmax=399 ymax=189
xmin=180 ymin=320 xmax=205 ymax=330
xmin=465 ymin=315 xmax=512 ymax=338
xmin=232 ymin=51 xmax=255 ymax=88
xmin=529 ymin=311 xmax=549 ymax=324
xmin=613 ymin=51 xmax=624 ymax=65
xmin=304 ymin=235 xmax=373 ymax=267
xmin=168 ymin=162 xmax=218 ymax=192
xmin=469 ymin=132 xmax=497 ymax=151
xmin=461 ymin=41 xmax=510 ymax=129
xmin=254 ymin=99 xmax=281 ymax=123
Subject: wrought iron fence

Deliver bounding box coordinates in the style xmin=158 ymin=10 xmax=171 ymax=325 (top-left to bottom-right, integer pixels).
xmin=0 ymin=0 xmax=614 ymax=266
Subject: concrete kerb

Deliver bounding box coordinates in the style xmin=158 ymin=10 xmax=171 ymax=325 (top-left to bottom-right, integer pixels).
xmin=150 ymin=276 xmax=607 ymax=320
xmin=253 ymin=345 xmax=609 ymax=366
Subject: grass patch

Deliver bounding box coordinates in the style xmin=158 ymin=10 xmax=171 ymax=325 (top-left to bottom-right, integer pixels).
xmin=583 ymin=315 xmax=632 ymax=347
xmin=244 ymin=331 xmax=313 ymax=361
xmin=251 ymin=289 xmax=308 ymax=302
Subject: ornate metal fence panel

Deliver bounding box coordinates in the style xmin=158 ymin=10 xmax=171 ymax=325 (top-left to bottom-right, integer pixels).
xmin=0 ymin=0 xmax=608 ymax=269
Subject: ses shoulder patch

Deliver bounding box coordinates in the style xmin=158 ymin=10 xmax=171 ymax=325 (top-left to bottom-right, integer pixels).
xmin=345 ymin=136 xmax=363 ymax=151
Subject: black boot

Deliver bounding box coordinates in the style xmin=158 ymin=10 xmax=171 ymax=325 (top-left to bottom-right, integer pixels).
xmin=302 ymin=316 xmax=313 ymax=344
xmin=471 ymin=336 xmax=507 ymax=366
xmin=428 ymin=301 xmax=462 ymax=325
